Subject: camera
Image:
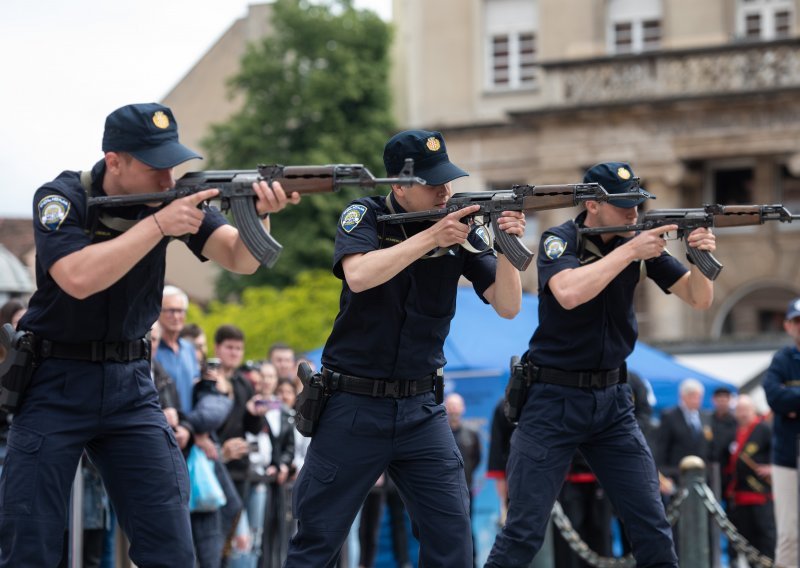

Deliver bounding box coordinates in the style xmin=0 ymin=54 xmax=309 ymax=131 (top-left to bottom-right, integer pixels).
xmin=202 ymin=358 xmax=221 ymax=377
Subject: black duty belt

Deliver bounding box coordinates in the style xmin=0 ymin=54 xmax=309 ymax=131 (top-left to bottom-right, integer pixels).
xmin=321 ymin=368 xmax=436 ymax=398
xmin=37 ymin=338 xmax=149 ymax=363
xmin=528 ymin=364 xmax=626 ymax=389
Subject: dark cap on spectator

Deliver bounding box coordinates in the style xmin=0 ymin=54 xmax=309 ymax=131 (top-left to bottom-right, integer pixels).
xmin=383 ymin=130 xmax=468 ymax=186
xmin=786 ymin=297 xmax=800 ymax=320
xmin=102 ymin=103 xmax=201 ymax=169
xmin=583 ymin=161 xmax=651 ymax=208
xmin=712 ymin=386 xmax=733 ymax=396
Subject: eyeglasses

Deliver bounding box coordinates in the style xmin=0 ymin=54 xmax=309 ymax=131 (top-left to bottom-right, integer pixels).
xmin=160 ymin=308 xmax=187 ymax=316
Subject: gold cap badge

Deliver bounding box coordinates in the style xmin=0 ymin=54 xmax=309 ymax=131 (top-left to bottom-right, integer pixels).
xmin=152 ymin=111 xmax=170 ymax=129
xmin=617 ymin=167 xmax=631 ymax=180
xmin=426 ymin=137 xmax=441 ymax=152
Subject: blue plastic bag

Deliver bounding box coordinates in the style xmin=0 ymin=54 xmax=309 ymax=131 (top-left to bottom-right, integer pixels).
xmin=187 ymin=445 xmax=227 ymax=512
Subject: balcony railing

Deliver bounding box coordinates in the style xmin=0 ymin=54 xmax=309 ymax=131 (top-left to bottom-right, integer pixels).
xmin=538 ymin=39 xmax=800 ymax=107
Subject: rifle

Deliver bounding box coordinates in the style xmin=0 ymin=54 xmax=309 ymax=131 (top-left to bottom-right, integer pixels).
xmin=578 ymin=204 xmax=800 ymax=280
xmin=376 ymin=183 xmax=652 ymax=270
xmin=87 ymin=159 xmax=425 ymax=268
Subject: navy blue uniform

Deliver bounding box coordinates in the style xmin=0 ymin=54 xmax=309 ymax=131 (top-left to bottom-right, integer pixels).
xmin=0 ymin=160 xmax=225 ymax=567
xmin=486 ymin=211 xmax=686 ymax=568
xmin=285 ymin=194 xmax=497 ymax=567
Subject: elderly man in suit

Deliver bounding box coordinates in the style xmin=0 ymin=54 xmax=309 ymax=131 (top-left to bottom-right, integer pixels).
xmin=655 ymin=378 xmax=712 ymax=481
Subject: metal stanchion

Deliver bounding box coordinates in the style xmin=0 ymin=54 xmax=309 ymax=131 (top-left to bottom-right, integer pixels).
xmin=678 ymin=456 xmax=709 ymax=568
xmin=708 ymin=461 xmax=722 ymax=568
xmin=69 ymin=459 xmax=84 ymax=568
xmin=530 ymin=514 xmax=555 ymax=568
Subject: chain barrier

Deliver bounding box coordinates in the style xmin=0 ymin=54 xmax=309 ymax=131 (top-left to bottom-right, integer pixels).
xmin=550 ymin=500 xmax=635 ymax=568
xmin=549 ymin=482 xmax=773 ymax=568
xmin=693 ymin=481 xmax=774 ymax=568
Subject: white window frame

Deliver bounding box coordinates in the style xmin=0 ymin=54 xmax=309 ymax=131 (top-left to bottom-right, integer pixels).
xmin=485 ymin=0 xmax=538 ymax=91
xmin=736 ymin=0 xmax=794 ymax=40
xmin=607 ymin=0 xmax=662 ymax=54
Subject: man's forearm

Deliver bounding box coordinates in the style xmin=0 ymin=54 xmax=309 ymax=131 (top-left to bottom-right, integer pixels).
xmin=342 ymin=231 xmax=439 ymax=293
xmin=486 ymin=254 xmax=522 ymax=319
xmin=49 ymin=216 xmax=164 ymax=299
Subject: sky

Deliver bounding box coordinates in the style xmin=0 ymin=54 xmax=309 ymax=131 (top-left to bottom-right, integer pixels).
xmin=0 ymin=0 xmax=391 ymax=218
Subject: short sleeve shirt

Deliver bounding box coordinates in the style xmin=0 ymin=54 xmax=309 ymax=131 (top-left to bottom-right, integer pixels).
xmin=18 ymin=160 xmax=227 ymax=342
xmin=529 ymin=212 xmax=687 ymax=370
xmin=321 ymin=194 xmax=498 ymax=379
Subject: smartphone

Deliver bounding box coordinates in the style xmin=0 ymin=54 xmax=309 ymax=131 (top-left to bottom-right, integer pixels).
xmin=206 ymin=358 xmax=221 ymax=371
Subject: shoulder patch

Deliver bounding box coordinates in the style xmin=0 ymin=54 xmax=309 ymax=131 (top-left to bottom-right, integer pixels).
xmin=38 ymin=194 xmax=71 ymax=231
xmin=543 ymin=235 xmax=567 ymax=259
xmin=340 ymin=204 xmax=367 ymax=233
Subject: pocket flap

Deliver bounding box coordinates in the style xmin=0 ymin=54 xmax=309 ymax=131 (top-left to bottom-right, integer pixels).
xmin=7 ymin=425 xmax=44 ymax=454
xmin=308 ymin=453 xmax=339 ymax=484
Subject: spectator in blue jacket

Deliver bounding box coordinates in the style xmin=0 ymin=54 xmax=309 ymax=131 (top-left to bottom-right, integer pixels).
xmin=763 ymin=297 xmax=800 ymax=568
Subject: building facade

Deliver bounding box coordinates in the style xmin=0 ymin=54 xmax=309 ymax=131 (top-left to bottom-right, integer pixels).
xmin=160 ymin=3 xmax=275 ymax=302
xmin=391 ymin=0 xmax=800 ymax=342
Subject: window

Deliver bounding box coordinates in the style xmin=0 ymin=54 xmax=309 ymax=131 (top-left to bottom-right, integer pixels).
xmin=485 ymin=0 xmax=538 ymax=90
xmin=607 ymin=0 xmax=662 ymax=54
xmin=492 ymin=35 xmax=510 ymax=86
xmin=712 ymin=167 xmax=754 ymax=205
xmin=642 ymin=20 xmax=662 ymax=50
xmin=737 ymin=0 xmax=794 ymax=40
xmin=518 ymin=33 xmax=538 ymax=86
xmin=775 ymin=10 xmax=792 ymax=37
xmin=614 ymin=22 xmax=634 ymax=54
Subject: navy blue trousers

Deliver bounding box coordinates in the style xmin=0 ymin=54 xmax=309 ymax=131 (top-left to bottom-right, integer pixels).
xmin=485 ymin=382 xmax=678 ymax=568
xmin=0 ymin=358 xmax=194 ymax=567
xmin=284 ymin=391 xmax=472 ymax=568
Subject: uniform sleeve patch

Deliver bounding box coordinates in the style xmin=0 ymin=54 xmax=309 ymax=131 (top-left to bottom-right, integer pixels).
xmin=340 ymin=204 xmax=367 ymax=233
xmin=38 ymin=195 xmax=71 ymax=231
xmin=543 ymin=235 xmax=566 ymax=259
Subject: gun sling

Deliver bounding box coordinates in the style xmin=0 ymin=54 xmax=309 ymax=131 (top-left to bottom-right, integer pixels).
xmin=321 ymin=367 xmax=436 ymax=398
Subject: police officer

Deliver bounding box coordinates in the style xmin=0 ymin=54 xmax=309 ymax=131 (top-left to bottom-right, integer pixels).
xmin=485 ymin=161 xmax=716 ymax=568
xmin=284 ymin=129 xmax=525 ymax=567
xmin=0 ymin=102 xmax=298 ymax=567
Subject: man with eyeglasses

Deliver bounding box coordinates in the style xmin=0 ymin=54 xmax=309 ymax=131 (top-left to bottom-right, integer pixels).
xmin=156 ymin=285 xmax=199 ymax=415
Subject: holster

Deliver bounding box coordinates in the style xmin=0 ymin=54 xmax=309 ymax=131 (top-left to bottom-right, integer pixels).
xmin=294 ymin=362 xmax=329 ymax=437
xmin=503 ymin=355 xmax=529 ymax=425
xmin=0 ymin=324 xmax=37 ymax=414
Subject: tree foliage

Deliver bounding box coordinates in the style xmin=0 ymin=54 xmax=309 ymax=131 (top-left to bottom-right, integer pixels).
xmin=186 ymin=269 xmax=341 ymax=360
xmin=202 ymin=0 xmax=395 ymax=297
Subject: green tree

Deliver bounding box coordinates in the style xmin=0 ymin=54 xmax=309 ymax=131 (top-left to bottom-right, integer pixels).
xmin=187 ymin=269 xmax=341 ymax=360
xmin=203 ymin=0 xmax=395 ymax=298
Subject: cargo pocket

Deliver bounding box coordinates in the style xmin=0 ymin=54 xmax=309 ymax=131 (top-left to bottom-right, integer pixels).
xmin=293 ymin=452 xmax=340 ymax=526
xmin=162 ymin=426 xmax=189 ymax=504
xmin=1 ymin=425 xmax=44 ymax=514
xmin=450 ymin=449 xmax=471 ymax=518
xmin=511 ymin=428 xmax=549 ymax=463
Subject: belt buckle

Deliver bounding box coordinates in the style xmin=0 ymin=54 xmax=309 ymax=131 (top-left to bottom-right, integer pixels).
xmin=104 ymin=342 xmax=124 ymax=362
xmin=383 ymin=380 xmax=400 ymax=398
xmin=589 ymin=372 xmax=604 ymax=388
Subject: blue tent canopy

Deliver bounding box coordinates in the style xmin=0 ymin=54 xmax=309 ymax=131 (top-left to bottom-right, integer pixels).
xmin=442 ymin=286 xmax=734 ymax=411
